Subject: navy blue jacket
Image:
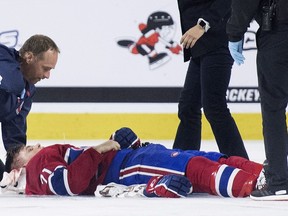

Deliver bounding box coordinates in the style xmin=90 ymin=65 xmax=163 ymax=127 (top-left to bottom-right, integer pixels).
xmin=178 ymin=0 xmax=232 ymax=61
xmin=0 ymin=44 xmax=35 ymax=150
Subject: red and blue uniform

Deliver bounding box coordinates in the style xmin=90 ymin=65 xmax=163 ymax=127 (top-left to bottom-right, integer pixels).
xmin=25 ymin=143 xmax=262 ymax=197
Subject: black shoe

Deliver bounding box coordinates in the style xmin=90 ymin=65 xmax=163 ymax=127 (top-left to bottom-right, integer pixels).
xmin=0 ymin=159 xmax=4 ymax=181
xmin=250 ymin=187 xmax=288 ymax=201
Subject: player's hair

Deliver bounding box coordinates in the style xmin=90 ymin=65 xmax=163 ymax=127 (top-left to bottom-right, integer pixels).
xmin=5 ymin=144 xmax=25 ymax=173
xmin=19 ymin=34 xmax=60 ymax=59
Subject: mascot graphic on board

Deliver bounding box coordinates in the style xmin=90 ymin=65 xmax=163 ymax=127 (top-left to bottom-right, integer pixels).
xmin=116 ymin=11 xmax=182 ymax=70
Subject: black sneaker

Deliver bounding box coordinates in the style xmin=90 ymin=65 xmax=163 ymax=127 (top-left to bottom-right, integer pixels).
xmin=250 ymin=187 xmax=288 ymax=201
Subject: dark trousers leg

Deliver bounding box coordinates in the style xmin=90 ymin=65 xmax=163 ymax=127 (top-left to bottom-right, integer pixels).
xmin=173 ymin=56 xmax=202 ymax=150
xmin=174 ymin=47 xmax=248 ymax=158
xmin=257 ymin=31 xmax=288 ymax=190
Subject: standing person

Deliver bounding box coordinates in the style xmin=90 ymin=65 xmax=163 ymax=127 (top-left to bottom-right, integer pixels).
xmin=173 ymin=0 xmax=249 ymax=159
xmin=0 ymin=34 xmax=60 ymax=180
xmin=4 ymin=127 xmax=263 ymax=197
xmin=226 ymin=0 xmax=288 ymax=200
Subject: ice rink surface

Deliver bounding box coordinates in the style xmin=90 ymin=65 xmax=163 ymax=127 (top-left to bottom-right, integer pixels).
xmin=1 ymin=140 xmax=288 ymax=216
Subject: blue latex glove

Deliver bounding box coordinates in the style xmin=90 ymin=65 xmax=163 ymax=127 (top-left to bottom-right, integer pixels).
xmin=228 ymin=40 xmax=245 ymax=65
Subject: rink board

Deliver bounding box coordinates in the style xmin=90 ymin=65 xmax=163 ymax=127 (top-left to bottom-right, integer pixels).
xmin=27 ymin=113 xmax=262 ymax=140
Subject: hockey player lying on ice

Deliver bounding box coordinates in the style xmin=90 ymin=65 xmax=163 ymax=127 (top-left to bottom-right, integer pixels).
xmin=3 ymin=127 xmax=263 ymax=198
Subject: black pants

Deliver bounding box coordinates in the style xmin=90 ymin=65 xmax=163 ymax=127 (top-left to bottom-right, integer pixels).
xmin=257 ymin=29 xmax=288 ymax=191
xmin=173 ymin=47 xmax=248 ymax=159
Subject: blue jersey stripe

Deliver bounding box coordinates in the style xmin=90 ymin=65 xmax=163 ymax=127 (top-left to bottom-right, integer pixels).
xmin=48 ymin=166 xmax=76 ymax=196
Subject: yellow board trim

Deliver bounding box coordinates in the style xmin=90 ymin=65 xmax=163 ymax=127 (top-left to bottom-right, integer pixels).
xmin=27 ymin=113 xmax=262 ymax=140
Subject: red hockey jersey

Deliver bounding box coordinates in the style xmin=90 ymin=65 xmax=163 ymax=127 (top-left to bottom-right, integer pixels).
xmin=25 ymin=144 xmax=116 ymax=195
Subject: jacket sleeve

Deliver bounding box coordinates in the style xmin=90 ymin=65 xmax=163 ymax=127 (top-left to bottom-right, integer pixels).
xmin=0 ymin=90 xmax=33 ymax=150
xmin=200 ymin=0 xmax=232 ymax=28
xmin=0 ymin=89 xmax=21 ymax=121
xmin=226 ymin=0 xmax=262 ymax=41
xmin=45 ymin=148 xmax=104 ymax=195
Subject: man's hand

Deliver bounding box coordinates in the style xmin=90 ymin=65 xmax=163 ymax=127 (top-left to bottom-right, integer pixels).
xmin=228 ymin=40 xmax=245 ymax=65
xmin=180 ymin=25 xmax=205 ymax=49
xmin=93 ymin=140 xmax=120 ymax=154
xmin=144 ymin=175 xmax=193 ymax=198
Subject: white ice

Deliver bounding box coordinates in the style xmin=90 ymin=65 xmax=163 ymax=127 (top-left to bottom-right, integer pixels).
xmin=1 ymin=140 xmax=288 ymax=216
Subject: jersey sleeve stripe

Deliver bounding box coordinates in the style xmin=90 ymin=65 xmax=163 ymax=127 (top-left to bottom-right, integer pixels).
xmin=48 ymin=165 xmax=77 ymax=196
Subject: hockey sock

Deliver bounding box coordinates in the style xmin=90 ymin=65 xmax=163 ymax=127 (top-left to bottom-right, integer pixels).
xmin=210 ymin=164 xmax=258 ymax=197
xmin=218 ymin=156 xmax=263 ymax=176
xmin=186 ymin=156 xmax=258 ymax=197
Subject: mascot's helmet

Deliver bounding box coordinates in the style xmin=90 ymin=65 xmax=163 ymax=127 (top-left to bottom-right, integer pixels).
xmin=147 ymin=11 xmax=174 ymax=29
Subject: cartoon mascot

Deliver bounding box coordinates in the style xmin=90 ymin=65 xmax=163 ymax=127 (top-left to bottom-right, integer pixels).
xmin=117 ymin=11 xmax=182 ymax=70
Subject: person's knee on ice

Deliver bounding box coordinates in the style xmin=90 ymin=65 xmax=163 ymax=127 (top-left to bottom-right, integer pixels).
xmin=185 ymin=156 xmax=220 ymax=193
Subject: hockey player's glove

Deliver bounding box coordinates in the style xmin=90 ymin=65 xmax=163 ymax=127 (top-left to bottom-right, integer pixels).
xmin=144 ymin=174 xmax=193 ymax=198
xmin=110 ymin=127 xmax=141 ymax=149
